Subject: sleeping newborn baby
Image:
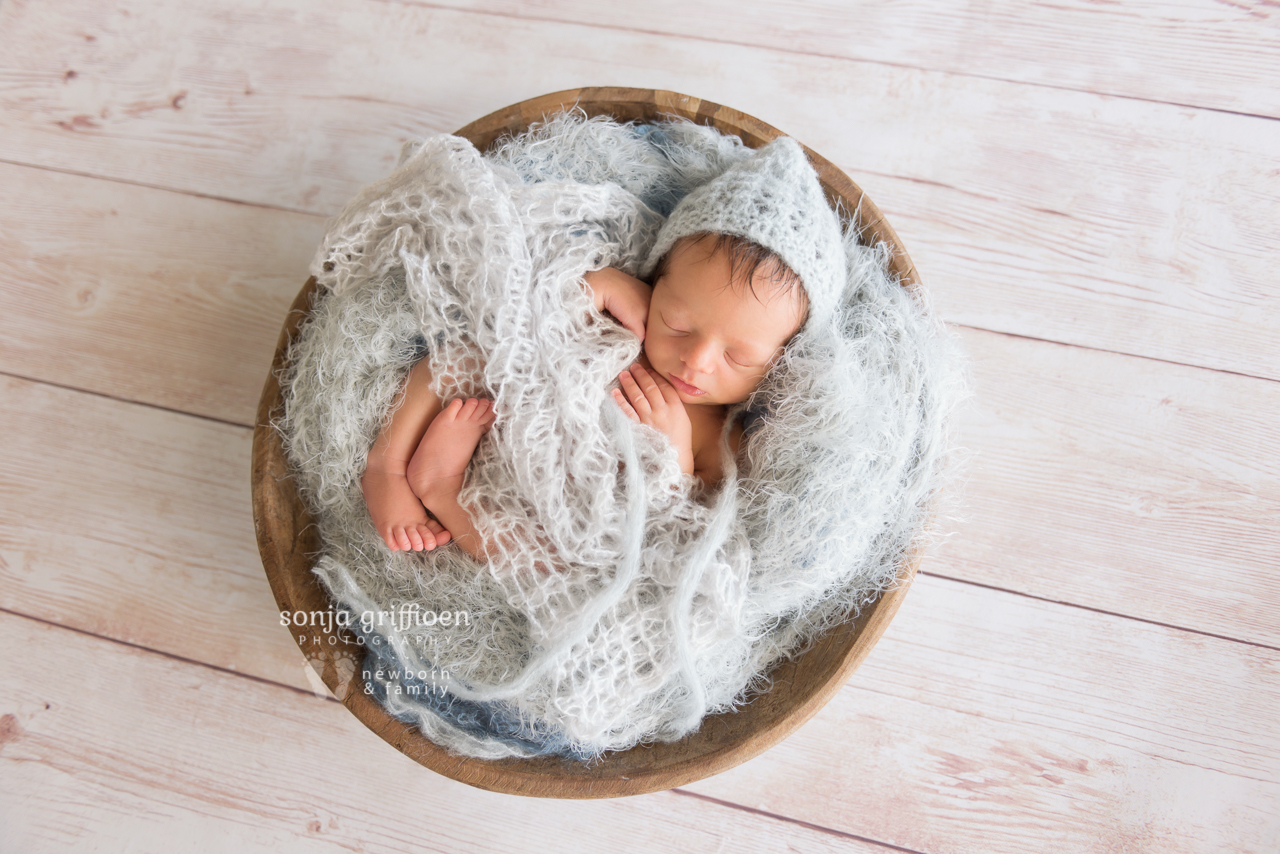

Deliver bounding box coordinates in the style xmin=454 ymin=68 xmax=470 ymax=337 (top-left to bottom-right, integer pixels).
xmin=361 ymin=232 xmax=809 ymax=557
xmin=360 ymin=135 xmax=844 ymax=561
xmin=285 ymin=116 xmax=960 ymax=760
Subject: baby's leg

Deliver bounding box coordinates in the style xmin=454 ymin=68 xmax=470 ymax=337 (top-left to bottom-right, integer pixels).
xmin=361 ymin=360 xmax=453 ymax=552
xmin=406 ymin=398 xmax=496 ymax=562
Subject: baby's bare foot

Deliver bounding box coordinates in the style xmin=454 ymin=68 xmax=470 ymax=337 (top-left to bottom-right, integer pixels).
xmin=406 ymin=398 xmax=496 ymax=510
xmin=360 ymin=465 xmax=452 ymax=552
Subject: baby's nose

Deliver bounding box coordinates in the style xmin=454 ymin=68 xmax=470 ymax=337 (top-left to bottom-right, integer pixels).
xmin=682 ymin=340 xmax=718 ymax=375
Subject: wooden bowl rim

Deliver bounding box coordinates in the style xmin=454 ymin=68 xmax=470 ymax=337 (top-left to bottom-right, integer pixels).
xmin=251 ymin=87 xmax=921 ymax=799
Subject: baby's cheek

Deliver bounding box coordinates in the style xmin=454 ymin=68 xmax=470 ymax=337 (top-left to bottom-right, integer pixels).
xmin=640 ymin=338 xmax=659 ymax=368
xmin=736 ymin=374 xmax=766 ymax=400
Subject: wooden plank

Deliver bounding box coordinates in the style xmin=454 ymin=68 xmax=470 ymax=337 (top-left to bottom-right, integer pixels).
xmin=0 ymin=613 xmax=889 ymax=853
xmin=4 ymin=237 xmax=1277 ymax=649
xmin=0 ymin=374 xmax=314 ymax=694
xmin=0 ymin=2 xmax=1271 ymax=847
xmin=1 ymin=1 xmax=1277 ymax=378
xmin=0 ymin=161 xmax=320 ymax=424
xmin=2 ymin=381 xmax=1269 ymax=850
xmin=430 ymin=0 xmax=1280 ymax=118
xmin=4 ymin=547 xmax=1275 ymax=851
xmin=689 ymin=576 xmax=1280 ymax=854
xmin=943 ymin=326 xmax=1280 ymax=648
xmin=1 ymin=379 xmax=1275 ymax=848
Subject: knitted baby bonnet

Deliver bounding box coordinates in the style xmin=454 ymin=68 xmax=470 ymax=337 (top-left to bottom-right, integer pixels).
xmin=640 ymin=135 xmax=846 ymax=329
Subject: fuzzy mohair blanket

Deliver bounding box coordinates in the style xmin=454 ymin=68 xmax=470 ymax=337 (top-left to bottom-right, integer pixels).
xmin=278 ymin=113 xmax=964 ymax=760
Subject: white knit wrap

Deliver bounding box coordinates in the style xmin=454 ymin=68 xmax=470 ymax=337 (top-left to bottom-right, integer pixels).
xmin=278 ymin=113 xmax=964 ymax=759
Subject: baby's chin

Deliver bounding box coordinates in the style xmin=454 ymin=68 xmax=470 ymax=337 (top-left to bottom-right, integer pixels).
xmin=676 ymin=384 xmax=737 ymax=410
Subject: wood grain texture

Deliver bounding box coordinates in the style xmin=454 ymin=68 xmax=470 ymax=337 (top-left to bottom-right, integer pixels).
xmin=3 ymin=550 xmax=1275 ymax=850
xmin=0 ymin=0 xmax=1275 ymax=844
xmin=0 ymin=612 xmax=894 ymax=853
xmin=690 ymin=577 xmax=1280 ymax=854
xmin=427 ymin=0 xmax=1280 ymax=118
xmin=3 ymin=362 xmax=1272 ymax=840
xmin=1 ymin=0 xmax=1276 ymax=377
xmin=0 ymin=160 xmax=321 ymax=424
xmin=943 ymin=327 xmax=1280 ymax=648
xmin=3 ymin=163 xmax=1276 ymax=646
xmin=0 ymin=374 xmax=314 ymax=693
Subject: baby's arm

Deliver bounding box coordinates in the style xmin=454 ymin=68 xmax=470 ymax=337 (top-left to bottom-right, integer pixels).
xmin=583 ymin=267 xmax=651 ymax=340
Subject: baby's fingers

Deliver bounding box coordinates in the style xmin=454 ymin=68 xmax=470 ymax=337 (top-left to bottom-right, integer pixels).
xmin=617 ymin=370 xmax=653 ymax=414
xmin=612 ymin=387 xmax=640 ymax=422
xmin=626 ymin=365 xmax=668 ymax=408
xmin=644 ymin=370 xmax=683 ymax=405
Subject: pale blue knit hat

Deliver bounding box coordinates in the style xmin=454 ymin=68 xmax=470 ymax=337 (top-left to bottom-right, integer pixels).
xmin=641 ymin=136 xmax=846 ymax=329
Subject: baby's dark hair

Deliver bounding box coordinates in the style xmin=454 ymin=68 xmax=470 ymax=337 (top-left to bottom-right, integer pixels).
xmin=651 ymin=232 xmax=810 ymax=325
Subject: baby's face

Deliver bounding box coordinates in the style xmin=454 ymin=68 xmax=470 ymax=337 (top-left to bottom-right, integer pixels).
xmin=644 ymin=237 xmax=806 ymax=407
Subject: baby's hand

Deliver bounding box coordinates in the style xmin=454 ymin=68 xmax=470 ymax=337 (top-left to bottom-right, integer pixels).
xmin=583 ymin=267 xmax=651 ymax=341
xmin=613 ymin=364 xmax=695 ymax=475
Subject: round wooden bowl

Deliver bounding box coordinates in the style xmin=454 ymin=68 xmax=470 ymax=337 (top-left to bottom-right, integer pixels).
xmin=252 ymin=87 xmax=922 ymax=799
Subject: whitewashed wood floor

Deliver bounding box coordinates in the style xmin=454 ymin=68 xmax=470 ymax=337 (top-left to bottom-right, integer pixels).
xmin=1 ymin=1 xmax=1277 ymax=851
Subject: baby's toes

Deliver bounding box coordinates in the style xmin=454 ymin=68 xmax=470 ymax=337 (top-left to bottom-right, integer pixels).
xmin=405 ymin=526 xmax=427 ymax=551
xmin=386 ymin=526 xmax=409 ymax=551
xmin=425 ymin=517 xmax=452 ymax=546
xmin=440 ymin=398 xmax=464 ymax=421
xmin=413 ymin=524 xmax=438 ymax=551
xmin=379 ymin=529 xmax=399 ymax=551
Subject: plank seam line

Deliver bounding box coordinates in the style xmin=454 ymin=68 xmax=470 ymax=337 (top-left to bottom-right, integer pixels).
xmin=669 ymin=788 xmax=928 ymax=854
xmin=0 ymin=156 xmax=326 ymax=219
xmin=0 ymin=369 xmax=255 ymax=431
xmin=4 ymin=174 xmax=1274 ymax=384
xmin=920 ymin=570 xmax=1280 ymax=652
xmin=0 ymin=604 xmax=344 ymax=705
xmin=845 ymin=679 xmax=1280 ymax=787
xmin=1126 ymin=750 xmax=1278 ymax=788
xmin=3 ymin=316 xmax=1272 ymax=449
xmin=6 ymin=367 xmax=1273 ymax=651
xmin=949 ymin=324 xmax=1280 ymax=385
xmin=375 ymin=0 xmax=1280 ymax=122
xmin=9 ymin=605 xmax=1275 ymax=791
